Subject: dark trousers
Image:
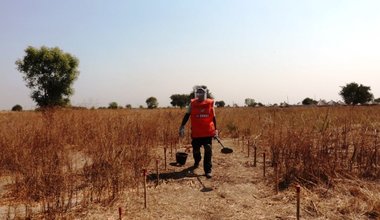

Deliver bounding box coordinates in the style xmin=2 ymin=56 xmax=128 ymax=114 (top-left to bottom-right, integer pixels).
xmin=191 ymin=137 xmax=212 ymax=173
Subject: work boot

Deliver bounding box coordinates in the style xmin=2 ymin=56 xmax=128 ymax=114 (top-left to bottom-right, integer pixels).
xmin=206 ymin=172 xmax=212 ymax=179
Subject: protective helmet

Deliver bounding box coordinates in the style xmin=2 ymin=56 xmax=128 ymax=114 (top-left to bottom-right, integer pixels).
xmin=194 ymin=86 xmax=207 ymax=100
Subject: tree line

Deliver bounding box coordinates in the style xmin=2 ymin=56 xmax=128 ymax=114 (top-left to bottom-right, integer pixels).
xmin=11 ymin=46 xmax=380 ymax=111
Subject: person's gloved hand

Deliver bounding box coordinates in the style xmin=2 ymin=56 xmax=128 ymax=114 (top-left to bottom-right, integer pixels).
xmin=179 ymin=126 xmax=185 ymax=137
xmin=214 ymin=129 xmax=219 ymax=138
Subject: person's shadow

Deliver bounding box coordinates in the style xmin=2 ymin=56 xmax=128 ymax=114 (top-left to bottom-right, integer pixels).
xmin=147 ymin=164 xmax=213 ymax=192
xmin=147 ymin=164 xmax=199 ymax=181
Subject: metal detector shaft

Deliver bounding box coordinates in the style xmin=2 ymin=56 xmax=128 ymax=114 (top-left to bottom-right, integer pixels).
xmin=214 ymin=136 xmax=226 ymax=148
xmin=214 ymin=136 xmax=234 ymax=154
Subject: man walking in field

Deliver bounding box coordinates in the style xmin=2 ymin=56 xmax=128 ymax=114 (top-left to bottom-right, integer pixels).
xmin=179 ymin=86 xmax=217 ymax=178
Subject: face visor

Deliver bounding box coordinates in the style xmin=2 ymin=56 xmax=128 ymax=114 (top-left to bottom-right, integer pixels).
xmin=195 ymin=88 xmax=207 ymax=100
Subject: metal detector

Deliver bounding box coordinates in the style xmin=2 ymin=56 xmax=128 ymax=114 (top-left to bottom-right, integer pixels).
xmin=214 ymin=136 xmax=233 ymax=154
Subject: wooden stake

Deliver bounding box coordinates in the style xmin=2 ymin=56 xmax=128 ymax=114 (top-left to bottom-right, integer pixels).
xmin=296 ymin=185 xmax=301 ymax=220
xmin=118 ymin=207 xmax=122 ymax=220
xmin=253 ymin=145 xmax=257 ymax=167
xmin=274 ymin=162 xmax=279 ymax=194
xmin=241 ymin=136 xmax=245 ymax=152
xmin=143 ymin=169 xmax=147 ymax=209
xmin=263 ymin=152 xmax=266 ymax=177
xmin=136 ymin=176 xmax=140 ymax=197
xmin=164 ymin=147 xmax=167 ymax=170
xmin=247 ymin=140 xmax=250 ymax=158
xmin=170 ymin=143 xmax=173 ymax=157
xmin=156 ymin=159 xmax=160 ymax=186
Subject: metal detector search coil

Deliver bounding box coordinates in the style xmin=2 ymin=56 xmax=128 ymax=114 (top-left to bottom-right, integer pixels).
xmin=214 ymin=137 xmax=233 ymax=154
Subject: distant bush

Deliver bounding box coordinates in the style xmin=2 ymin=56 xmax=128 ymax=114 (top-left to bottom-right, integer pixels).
xmin=245 ymin=98 xmax=256 ymax=107
xmin=215 ymin=101 xmax=225 ymax=107
xmin=146 ymin=97 xmax=158 ymax=109
xmin=11 ymin=104 xmax=22 ymax=111
xmin=108 ymin=102 xmax=118 ymax=109
xmin=69 ymin=106 xmax=87 ymax=110
xmin=302 ymin=97 xmax=317 ymax=105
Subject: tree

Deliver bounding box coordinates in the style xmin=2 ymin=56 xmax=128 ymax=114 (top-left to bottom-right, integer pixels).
xmin=302 ymin=97 xmax=317 ymax=105
xmin=125 ymin=104 xmax=132 ymax=109
xmin=245 ymin=98 xmax=256 ymax=107
xmin=215 ymin=100 xmax=225 ymax=107
xmin=146 ymin=97 xmax=158 ymax=109
xmin=108 ymin=102 xmax=118 ymax=109
xmin=170 ymin=94 xmax=190 ymax=108
xmin=374 ymin=98 xmax=380 ymax=104
xmin=11 ymin=104 xmax=23 ymax=111
xmin=15 ymin=46 xmax=79 ymax=108
xmin=339 ymin=82 xmax=373 ymax=105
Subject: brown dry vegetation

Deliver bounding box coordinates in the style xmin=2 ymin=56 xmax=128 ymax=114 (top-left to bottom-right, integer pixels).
xmin=0 ymin=109 xmax=181 ymax=218
xmin=0 ymin=106 xmax=379 ymax=219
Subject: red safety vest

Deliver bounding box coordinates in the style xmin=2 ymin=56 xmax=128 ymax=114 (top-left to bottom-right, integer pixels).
xmin=190 ymin=98 xmax=215 ymax=138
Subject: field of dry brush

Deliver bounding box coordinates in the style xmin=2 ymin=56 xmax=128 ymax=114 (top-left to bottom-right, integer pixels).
xmin=0 ymin=106 xmax=379 ymax=219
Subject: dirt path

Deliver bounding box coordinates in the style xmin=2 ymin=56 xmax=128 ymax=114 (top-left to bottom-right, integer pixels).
xmin=75 ymin=139 xmax=300 ymax=220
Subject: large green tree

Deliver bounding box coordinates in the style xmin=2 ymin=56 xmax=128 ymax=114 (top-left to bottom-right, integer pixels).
xmin=170 ymin=94 xmax=190 ymax=108
xmin=339 ymin=82 xmax=373 ymax=105
xmin=16 ymin=46 xmax=79 ymax=107
xmin=146 ymin=97 xmax=158 ymax=109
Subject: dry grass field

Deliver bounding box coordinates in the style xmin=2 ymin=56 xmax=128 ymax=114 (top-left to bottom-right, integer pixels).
xmin=0 ymin=106 xmax=379 ymax=219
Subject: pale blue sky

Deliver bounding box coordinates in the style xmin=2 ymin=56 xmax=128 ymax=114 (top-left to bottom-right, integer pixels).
xmin=1 ymin=0 xmax=379 ymax=109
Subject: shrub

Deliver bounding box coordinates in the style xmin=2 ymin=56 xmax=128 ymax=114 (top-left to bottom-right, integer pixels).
xmin=11 ymin=104 xmax=22 ymax=111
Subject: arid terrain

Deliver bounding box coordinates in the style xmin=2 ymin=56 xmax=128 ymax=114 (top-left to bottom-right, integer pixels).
xmin=0 ymin=107 xmax=380 ymax=219
xmin=1 ymin=139 xmax=373 ymax=219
